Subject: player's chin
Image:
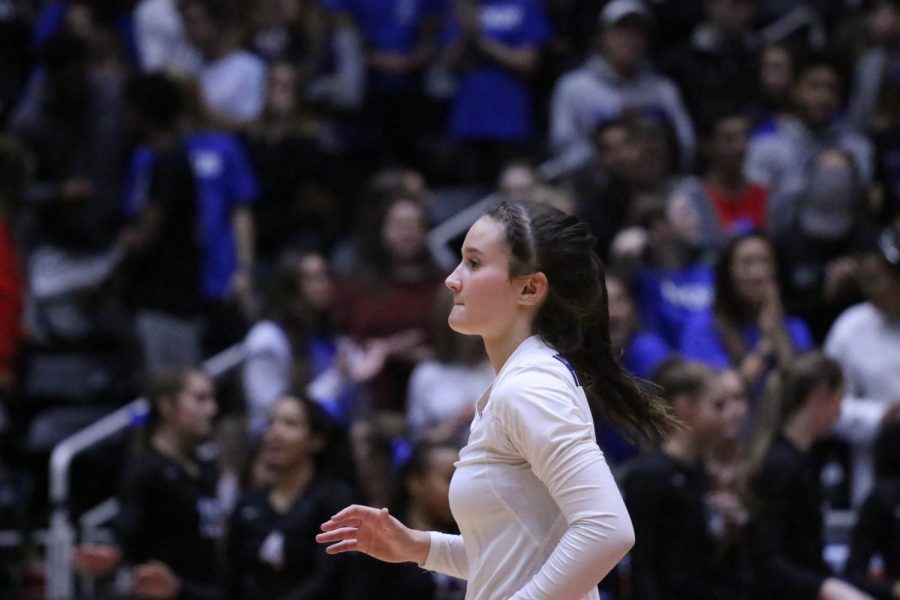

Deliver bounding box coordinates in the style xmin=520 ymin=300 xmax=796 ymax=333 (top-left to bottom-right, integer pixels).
xmin=447 ymin=310 xmax=474 ymax=335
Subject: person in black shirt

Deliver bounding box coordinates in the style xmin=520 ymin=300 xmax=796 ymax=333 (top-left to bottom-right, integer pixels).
xmin=624 ymin=358 xmax=748 ymax=600
xmin=228 ymin=394 xmax=355 ymax=598
xmin=76 ymin=366 xmax=225 ymax=599
xmin=744 ymin=352 xmax=871 ymax=600
xmin=847 ymin=418 xmax=900 ymax=600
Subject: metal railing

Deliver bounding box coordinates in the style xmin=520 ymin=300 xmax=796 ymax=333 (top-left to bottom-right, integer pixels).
xmin=45 ymin=343 xmax=247 ymax=599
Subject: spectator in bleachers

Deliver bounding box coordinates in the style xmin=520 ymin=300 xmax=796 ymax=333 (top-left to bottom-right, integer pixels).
xmin=343 ymin=442 xmax=466 ymax=599
xmin=548 ymin=0 xmax=695 ymax=176
xmin=0 ymin=137 xmax=25 ymax=404
xmin=334 ymin=196 xmax=445 ymax=414
xmin=846 ymin=417 xmax=900 ymax=600
xmin=406 ymin=289 xmax=492 ymax=447
xmin=772 ymin=147 xmax=874 ymax=342
xmin=133 ymin=0 xmax=202 ymax=74
xmin=826 ymin=226 xmax=900 ymax=506
xmin=75 ymin=366 xmax=226 ymax=599
xmin=228 ymin=393 xmax=355 ymax=598
xmin=120 ymin=72 xmax=259 ymax=373
xmin=681 ymin=233 xmax=813 ymax=395
xmin=661 ymin=0 xmax=759 ymax=129
xmin=179 ymin=0 xmax=267 ymax=127
xmin=243 ymin=250 xmax=358 ymax=434
xmin=847 ymin=0 xmax=900 ymax=135
xmin=248 ymin=0 xmax=328 ymax=76
xmin=10 ymin=32 xmax=127 ymax=252
xmin=442 ymin=0 xmax=553 ymax=184
xmin=752 ymin=43 xmax=797 ymax=130
xmin=701 ymin=108 xmax=769 ymax=239
xmin=244 ymin=60 xmax=338 ymax=263
xmin=613 ymin=187 xmax=716 ymax=350
xmin=743 ymin=352 xmax=873 ymax=600
xmin=326 ymin=0 xmax=442 ymax=166
xmin=625 ymin=358 xmax=749 ymax=599
xmin=745 ymin=51 xmax=874 ymax=199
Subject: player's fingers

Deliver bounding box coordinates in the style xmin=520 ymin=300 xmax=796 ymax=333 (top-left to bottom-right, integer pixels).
xmin=316 ymin=526 xmax=359 ymax=544
xmin=323 ymin=538 xmax=359 ymax=555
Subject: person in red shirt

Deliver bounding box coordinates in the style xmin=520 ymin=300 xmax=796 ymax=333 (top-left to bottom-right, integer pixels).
xmin=703 ymin=110 xmax=768 ymax=238
xmin=0 ymin=137 xmax=25 ymax=398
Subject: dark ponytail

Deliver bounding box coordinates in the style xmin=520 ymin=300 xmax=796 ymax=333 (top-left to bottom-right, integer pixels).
xmin=486 ymin=201 xmax=678 ymax=445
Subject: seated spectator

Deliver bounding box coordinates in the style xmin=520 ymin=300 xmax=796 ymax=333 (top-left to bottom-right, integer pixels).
xmin=745 ymin=51 xmax=873 ymax=199
xmin=442 ymin=0 xmax=553 ymax=185
xmin=606 ymin=274 xmax=671 ymax=380
xmin=772 ymin=148 xmax=875 ymax=342
xmin=334 ymin=196 xmax=445 ymax=414
xmin=406 ymin=289 xmax=493 ymax=447
xmin=343 ymin=442 xmax=466 ymax=599
xmin=120 ymin=72 xmax=259 ymax=372
xmin=750 ymin=42 xmax=796 ymax=130
xmin=825 ymin=226 xmax=900 ymax=506
xmin=614 ymin=188 xmax=716 ymax=350
xmin=133 ymin=0 xmax=202 ymax=75
xmin=681 ymin=233 xmax=813 ymax=396
xmin=228 ymin=394 xmax=356 ymax=598
xmin=75 ymin=367 xmax=226 ymax=599
xmin=701 ymin=109 xmax=768 ymax=239
xmin=243 ymin=250 xmax=359 ymax=435
xmin=548 ymin=0 xmax=695 ymax=176
xmin=846 ymin=417 xmax=900 ymax=600
xmin=179 ymin=0 xmax=267 ymax=127
xmin=743 ymin=353 xmax=871 ymax=600
xmin=624 ymin=358 xmax=749 ymax=599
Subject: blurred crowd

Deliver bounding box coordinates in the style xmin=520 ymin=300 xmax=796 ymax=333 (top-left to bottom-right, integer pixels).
xmin=0 ymin=0 xmax=900 ymax=597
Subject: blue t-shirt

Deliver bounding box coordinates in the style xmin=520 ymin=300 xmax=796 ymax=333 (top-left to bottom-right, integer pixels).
xmin=679 ymin=312 xmax=814 ymax=369
xmin=635 ymin=262 xmax=715 ymax=350
xmin=447 ymin=0 xmax=552 ymax=140
xmin=326 ymin=0 xmax=442 ymax=91
xmin=123 ymin=132 xmax=259 ymax=301
xmin=624 ymin=331 xmax=672 ymax=380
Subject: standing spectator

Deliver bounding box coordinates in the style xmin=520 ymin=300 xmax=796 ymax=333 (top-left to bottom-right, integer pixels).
xmin=179 ymin=0 xmax=267 ymax=127
xmin=121 ymin=73 xmax=258 ymax=373
xmin=75 ymin=367 xmax=226 ymax=599
xmin=326 ymin=0 xmax=442 ymax=166
xmin=228 ymin=394 xmax=356 ymax=598
xmin=846 ymin=418 xmax=900 ymax=600
xmin=743 ymin=353 xmax=872 ymax=600
xmin=825 ymin=226 xmax=900 ymax=506
xmin=244 ymin=61 xmax=337 ymax=263
xmin=702 ymin=109 xmax=768 ymax=239
xmin=406 ymin=289 xmax=493 ymax=447
xmin=681 ymin=233 xmax=813 ymax=395
xmin=745 ymin=52 xmax=874 ymax=199
xmin=661 ymin=0 xmax=759 ymax=128
xmin=133 ymin=0 xmax=202 ymax=74
xmin=442 ymin=0 xmax=553 ymax=184
xmin=624 ymin=358 xmax=749 ymax=600
xmin=335 ymin=196 xmax=445 ymax=413
xmin=548 ymin=0 xmax=695 ymax=176
xmin=10 ymin=33 xmax=127 ymax=251
xmin=847 ymin=0 xmax=900 ymax=134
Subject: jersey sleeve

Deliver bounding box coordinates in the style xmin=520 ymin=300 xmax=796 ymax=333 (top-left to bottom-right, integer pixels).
xmin=493 ymin=364 xmax=635 ymax=599
xmin=422 ymin=531 xmax=469 ymax=580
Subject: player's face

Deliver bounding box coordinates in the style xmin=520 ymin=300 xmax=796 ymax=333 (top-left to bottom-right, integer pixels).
xmin=445 ymin=217 xmax=525 ymax=340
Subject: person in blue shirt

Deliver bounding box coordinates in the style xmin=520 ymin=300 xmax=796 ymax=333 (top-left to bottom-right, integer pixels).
xmin=680 ymin=232 xmax=813 ymax=396
xmin=442 ymin=0 xmax=552 ymax=184
xmin=120 ymin=73 xmax=259 ymax=373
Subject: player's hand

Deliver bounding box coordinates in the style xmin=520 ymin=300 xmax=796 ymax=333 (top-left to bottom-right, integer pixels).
xmin=317 ymin=505 xmax=430 ymax=564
